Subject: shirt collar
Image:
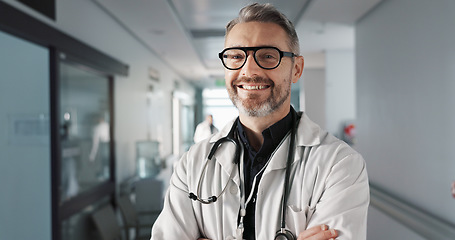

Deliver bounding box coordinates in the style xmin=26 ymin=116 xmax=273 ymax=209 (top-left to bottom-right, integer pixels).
xmin=236 ymin=108 xmax=294 ymax=151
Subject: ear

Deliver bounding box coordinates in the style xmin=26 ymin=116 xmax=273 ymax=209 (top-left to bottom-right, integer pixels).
xmin=291 ymin=56 xmax=304 ymax=84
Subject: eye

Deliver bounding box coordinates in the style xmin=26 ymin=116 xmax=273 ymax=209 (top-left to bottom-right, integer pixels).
xmin=231 ymin=54 xmax=244 ymax=60
xmin=224 ymin=51 xmax=245 ymax=61
xmin=257 ymin=52 xmax=278 ymax=61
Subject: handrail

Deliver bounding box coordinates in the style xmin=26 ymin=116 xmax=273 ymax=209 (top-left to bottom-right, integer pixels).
xmin=370 ymin=183 xmax=455 ymax=239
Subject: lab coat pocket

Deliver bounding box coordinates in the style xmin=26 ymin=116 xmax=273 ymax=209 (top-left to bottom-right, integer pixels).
xmin=286 ymin=205 xmax=314 ymax=235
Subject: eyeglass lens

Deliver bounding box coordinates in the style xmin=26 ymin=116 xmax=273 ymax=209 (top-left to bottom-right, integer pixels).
xmin=222 ymin=48 xmax=281 ymax=70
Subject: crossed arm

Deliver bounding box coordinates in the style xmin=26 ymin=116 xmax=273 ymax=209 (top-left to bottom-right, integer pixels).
xmin=197 ymin=224 xmax=339 ymax=240
xmin=296 ymin=225 xmax=338 ymax=240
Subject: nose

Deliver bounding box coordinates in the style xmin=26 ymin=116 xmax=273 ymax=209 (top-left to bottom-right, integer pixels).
xmin=239 ymin=52 xmax=262 ymax=77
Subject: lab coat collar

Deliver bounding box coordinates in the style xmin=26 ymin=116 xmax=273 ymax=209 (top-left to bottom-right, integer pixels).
xmin=296 ymin=111 xmax=325 ymax=147
xmin=207 ymin=112 xmax=326 ymax=173
xmin=267 ymin=111 xmax=327 ymax=170
xmin=208 ymin=118 xmax=241 ymax=184
xmin=208 ymin=117 xmax=237 ymax=144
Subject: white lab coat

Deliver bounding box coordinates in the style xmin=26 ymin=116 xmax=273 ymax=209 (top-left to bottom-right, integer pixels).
xmin=194 ymin=120 xmax=219 ymax=143
xmin=152 ymin=112 xmax=369 ymax=239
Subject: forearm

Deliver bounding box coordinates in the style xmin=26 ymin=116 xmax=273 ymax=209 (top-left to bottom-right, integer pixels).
xmin=307 ymin=154 xmax=369 ymax=239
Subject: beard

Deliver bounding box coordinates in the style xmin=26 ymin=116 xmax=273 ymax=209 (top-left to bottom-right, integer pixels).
xmin=227 ymin=75 xmax=291 ymax=117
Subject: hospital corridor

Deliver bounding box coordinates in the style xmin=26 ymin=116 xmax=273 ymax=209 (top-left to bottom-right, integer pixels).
xmin=1 ymin=0 xmax=455 ymax=239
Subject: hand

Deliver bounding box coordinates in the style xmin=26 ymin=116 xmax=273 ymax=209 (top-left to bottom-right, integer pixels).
xmin=297 ymin=225 xmax=338 ymax=240
xmin=197 ymin=225 xmax=338 ymax=240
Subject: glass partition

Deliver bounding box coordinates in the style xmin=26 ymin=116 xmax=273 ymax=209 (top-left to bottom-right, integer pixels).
xmin=59 ymin=61 xmax=112 ymax=202
xmin=0 ymin=29 xmax=51 ymax=240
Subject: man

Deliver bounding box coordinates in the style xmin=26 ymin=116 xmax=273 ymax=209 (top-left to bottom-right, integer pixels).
xmin=194 ymin=114 xmax=219 ymax=143
xmin=151 ymin=3 xmax=369 ymax=240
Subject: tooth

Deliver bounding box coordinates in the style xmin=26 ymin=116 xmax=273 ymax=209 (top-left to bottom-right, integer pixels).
xmin=243 ymin=85 xmax=266 ymax=90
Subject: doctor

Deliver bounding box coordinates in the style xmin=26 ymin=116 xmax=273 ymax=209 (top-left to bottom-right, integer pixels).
xmin=151 ymin=3 xmax=369 ymax=240
xmin=194 ymin=114 xmax=219 ymax=143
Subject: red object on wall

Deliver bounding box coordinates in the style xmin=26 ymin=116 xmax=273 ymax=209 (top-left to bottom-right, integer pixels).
xmin=344 ymin=124 xmax=355 ymax=137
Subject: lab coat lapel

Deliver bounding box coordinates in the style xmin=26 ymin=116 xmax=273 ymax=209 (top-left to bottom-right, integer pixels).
xmin=266 ymin=133 xmax=291 ymax=170
xmin=266 ymin=112 xmax=323 ymax=171
xmin=208 ymin=119 xmax=241 ymax=186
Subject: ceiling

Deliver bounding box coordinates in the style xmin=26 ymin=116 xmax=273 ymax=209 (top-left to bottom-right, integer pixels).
xmin=94 ymin=0 xmax=382 ymax=88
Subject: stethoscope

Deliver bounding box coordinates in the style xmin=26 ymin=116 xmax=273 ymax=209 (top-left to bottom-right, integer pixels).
xmin=188 ymin=121 xmax=241 ymax=204
xmin=189 ymin=111 xmax=302 ymax=240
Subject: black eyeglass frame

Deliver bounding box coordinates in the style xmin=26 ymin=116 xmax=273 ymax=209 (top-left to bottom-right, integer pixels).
xmin=218 ymin=46 xmax=296 ymax=70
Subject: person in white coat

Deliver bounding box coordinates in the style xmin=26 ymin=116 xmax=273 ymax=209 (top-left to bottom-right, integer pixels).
xmin=151 ymin=3 xmax=369 ymax=240
xmin=194 ymin=114 xmax=219 ymax=143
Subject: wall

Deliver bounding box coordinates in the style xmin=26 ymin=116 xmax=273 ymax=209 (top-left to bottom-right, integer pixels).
xmin=0 ymin=30 xmax=51 ymax=240
xmin=301 ymin=51 xmax=354 ymax=137
xmin=356 ymin=0 xmax=455 ymax=237
xmin=302 ymin=68 xmax=326 ymax=129
xmin=367 ymin=207 xmax=425 ymax=240
xmin=325 ymin=50 xmax=356 ymax=137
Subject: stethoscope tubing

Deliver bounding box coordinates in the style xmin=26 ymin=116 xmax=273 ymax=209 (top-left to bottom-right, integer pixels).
xmin=194 ymin=158 xmax=237 ymax=204
xmin=281 ymin=113 xmax=298 ymax=231
xmin=189 ymin=120 xmax=240 ymax=204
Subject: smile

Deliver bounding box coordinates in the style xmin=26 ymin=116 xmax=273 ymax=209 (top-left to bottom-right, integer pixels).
xmin=239 ymin=85 xmax=269 ymax=90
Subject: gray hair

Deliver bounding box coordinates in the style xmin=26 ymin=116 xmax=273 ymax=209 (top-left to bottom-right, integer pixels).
xmin=226 ymin=3 xmax=300 ymax=54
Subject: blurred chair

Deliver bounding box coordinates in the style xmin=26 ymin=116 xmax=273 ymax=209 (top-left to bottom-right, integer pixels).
xmin=91 ymin=204 xmax=122 ymax=240
xmin=134 ymin=177 xmax=163 ymax=213
xmin=117 ymin=194 xmax=159 ymax=240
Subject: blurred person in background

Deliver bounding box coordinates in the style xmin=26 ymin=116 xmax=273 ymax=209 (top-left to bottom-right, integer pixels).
xmin=194 ymin=114 xmax=219 ymax=143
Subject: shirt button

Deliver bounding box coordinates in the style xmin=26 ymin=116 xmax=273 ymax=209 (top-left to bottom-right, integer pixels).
xmin=256 ymin=157 xmax=264 ymax=162
xmin=230 ymin=185 xmax=238 ymax=194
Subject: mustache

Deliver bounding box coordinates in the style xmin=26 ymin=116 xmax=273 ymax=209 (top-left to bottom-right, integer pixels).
xmin=233 ymin=76 xmax=274 ymax=86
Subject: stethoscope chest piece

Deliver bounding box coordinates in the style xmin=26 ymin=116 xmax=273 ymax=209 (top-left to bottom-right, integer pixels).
xmin=275 ymin=229 xmax=296 ymax=240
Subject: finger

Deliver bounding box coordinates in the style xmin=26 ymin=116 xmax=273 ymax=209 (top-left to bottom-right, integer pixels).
xmin=306 ymin=229 xmax=338 ymax=240
xmin=297 ymin=225 xmax=338 ymax=240
xmin=297 ymin=225 xmax=328 ymax=239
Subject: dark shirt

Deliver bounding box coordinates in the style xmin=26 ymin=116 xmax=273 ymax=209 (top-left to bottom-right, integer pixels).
xmin=236 ymin=109 xmax=293 ymax=240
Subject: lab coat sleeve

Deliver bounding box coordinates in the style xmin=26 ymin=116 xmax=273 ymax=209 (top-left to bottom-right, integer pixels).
xmin=307 ymin=149 xmax=370 ymax=239
xmin=151 ymin=151 xmax=201 ymax=239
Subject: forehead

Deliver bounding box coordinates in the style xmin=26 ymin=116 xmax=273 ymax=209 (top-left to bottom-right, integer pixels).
xmin=225 ymin=22 xmax=289 ymax=50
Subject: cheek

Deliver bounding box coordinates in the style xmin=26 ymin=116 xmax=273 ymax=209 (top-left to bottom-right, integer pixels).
xmin=266 ymin=72 xmax=283 ymax=83
xmin=224 ymin=70 xmax=238 ymax=84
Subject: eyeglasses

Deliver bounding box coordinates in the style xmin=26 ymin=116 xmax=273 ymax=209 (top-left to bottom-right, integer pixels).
xmin=218 ymin=46 xmax=296 ymax=70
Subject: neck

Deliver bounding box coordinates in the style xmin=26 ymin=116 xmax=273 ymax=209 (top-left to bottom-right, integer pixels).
xmin=239 ymin=105 xmax=291 ymax=151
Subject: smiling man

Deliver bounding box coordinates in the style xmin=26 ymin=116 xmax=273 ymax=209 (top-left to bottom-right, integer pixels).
xmin=151 ymin=3 xmax=369 ymax=240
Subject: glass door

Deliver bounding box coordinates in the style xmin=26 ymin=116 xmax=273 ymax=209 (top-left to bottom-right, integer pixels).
xmin=54 ymin=54 xmax=116 ymax=240
xmin=59 ymin=61 xmax=112 ymax=202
